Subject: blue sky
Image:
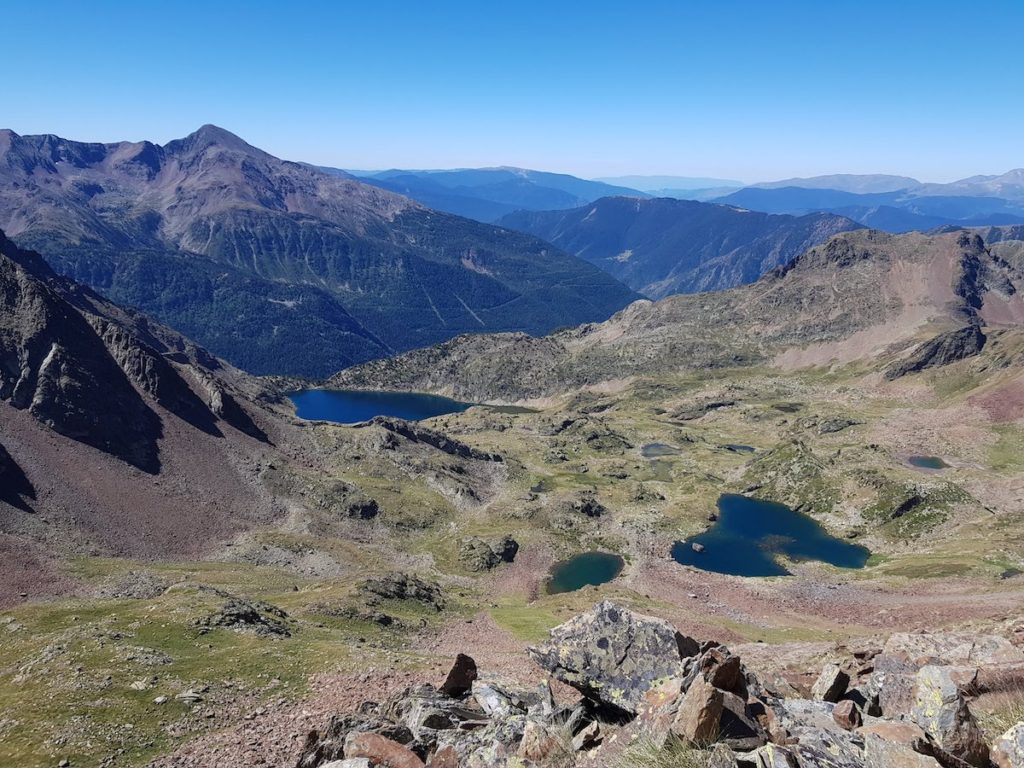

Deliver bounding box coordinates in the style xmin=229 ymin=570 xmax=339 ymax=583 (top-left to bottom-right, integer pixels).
xmin=5 ymin=1 xmax=1021 ymax=182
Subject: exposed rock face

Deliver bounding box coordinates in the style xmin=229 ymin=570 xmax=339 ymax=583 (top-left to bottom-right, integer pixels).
xmin=365 ymin=418 xmax=503 ymax=463
xmin=196 ymin=597 xmax=291 ymax=638
xmin=0 ymin=229 xmax=270 ymax=473
xmin=885 ymin=325 xmax=987 ymax=380
xmin=528 ymin=601 xmax=698 ymax=716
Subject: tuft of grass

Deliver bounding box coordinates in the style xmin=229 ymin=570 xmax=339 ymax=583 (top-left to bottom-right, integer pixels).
xmin=976 ymin=682 xmax=1024 ymax=742
xmin=621 ymin=735 xmax=718 ymax=768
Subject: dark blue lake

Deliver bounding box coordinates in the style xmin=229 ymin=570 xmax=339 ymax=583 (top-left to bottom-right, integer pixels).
xmin=289 ymin=389 xmax=472 ymax=424
xmin=547 ymin=551 xmax=625 ymax=594
xmin=671 ymin=494 xmax=870 ymax=577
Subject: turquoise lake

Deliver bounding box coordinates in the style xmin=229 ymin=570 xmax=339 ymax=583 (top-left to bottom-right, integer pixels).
xmin=546 ymin=551 xmax=625 ymax=594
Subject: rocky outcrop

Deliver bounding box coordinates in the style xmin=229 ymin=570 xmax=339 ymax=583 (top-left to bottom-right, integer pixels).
xmin=365 ymin=418 xmax=502 ymax=463
xmin=458 ymin=536 xmax=519 ymax=571
xmin=358 ymin=574 xmax=446 ymax=612
xmin=885 ymin=325 xmax=987 ymax=380
xmin=528 ymin=601 xmax=699 ymax=716
xmin=298 ymin=603 xmax=1024 ymax=768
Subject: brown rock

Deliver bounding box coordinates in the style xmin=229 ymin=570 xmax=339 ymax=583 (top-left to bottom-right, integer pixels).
xmin=572 ymin=720 xmax=601 ymax=751
xmin=858 ymin=721 xmax=931 ymax=752
xmin=672 ymin=676 xmax=724 ymax=744
xmin=863 ymin=734 xmax=942 ymax=768
xmin=440 ymin=653 xmax=477 ymax=698
xmin=832 ymin=699 xmax=862 ymax=730
xmin=344 ymin=732 xmax=425 ymax=768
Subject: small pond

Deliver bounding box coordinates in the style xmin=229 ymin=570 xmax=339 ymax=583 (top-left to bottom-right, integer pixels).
xmin=722 ymin=444 xmax=755 ymax=454
xmin=289 ymin=389 xmax=472 ymax=424
xmin=641 ymin=443 xmax=680 ymax=457
xmin=546 ymin=551 xmax=625 ymax=594
xmin=907 ymin=455 xmax=949 ymax=470
xmin=671 ymin=494 xmax=870 ymax=577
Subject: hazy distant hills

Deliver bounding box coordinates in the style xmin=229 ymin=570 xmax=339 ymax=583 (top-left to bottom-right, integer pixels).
xmin=594 ymin=175 xmax=744 ymax=201
xmin=750 ymin=173 xmax=920 ymax=194
xmin=348 ymin=167 xmax=647 ymax=222
xmin=716 ymin=171 xmax=1024 ymax=232
xmin=0 ymin=126 xmax=639 ymax=377
xmin=498 ymin=196 xmax=862 ymax=298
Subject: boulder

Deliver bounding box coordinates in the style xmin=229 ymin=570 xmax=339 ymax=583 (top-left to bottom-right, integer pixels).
xmin=572 ymin=720 xmax=601 ymax=751
xmin=863 ymin=734 xmax=943 ymax=768
xmin=672 ymin=675 xmax=724 ymax=744
xmin=910 ymin=665 xmax=988 ymax=766
xmin=882 ymin=632 xmax=1024 ymax=667
xmin=832 ymin=700 xmax=862 ymax=730
xmin=344 ymin=732 xmax=425 ymax=768
xmin=321 ymin=760 xmax=371 ymax=768
xmin=471 ymin=679 xmax=525 ymax=719
xmin=517 ymin=719 xmax=564 ymax=762
xmin=790 ymin=727 xmax=865 ymax=765
xmin=440 ymin=654 xmax=477 ymax=698
xmin=748 ymin=743 xmax=799 ymax=767
xmin=425 ymin=747 xmax=458 ymax=768
xmin=811 ymin=664 xmax=850 ymax=703
xmin=992 ymin=723 xmax=1024 ymax=768
xmin=719 ymin=689 xmax=767 ymax=751
xmin=528 ymin=601 xmax=697 ymax=716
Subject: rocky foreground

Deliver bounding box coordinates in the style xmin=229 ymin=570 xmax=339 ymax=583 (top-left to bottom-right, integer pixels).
xmin=293 ymin=601 xmax=1024 ymax=768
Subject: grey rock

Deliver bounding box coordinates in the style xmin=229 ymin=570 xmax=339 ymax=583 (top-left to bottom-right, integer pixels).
xmin=811 ymin=664 xmax=850 ymax=703
xmin=992 ymin=722 xmax=1024 ymax=768
xmin=528 ymin=601 xmax=697 ymax=716
xmin=910 ymin=665 xmax=988 ymax=766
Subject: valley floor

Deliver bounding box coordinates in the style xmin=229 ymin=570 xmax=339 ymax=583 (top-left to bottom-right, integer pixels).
xmin=3 ymin=345 xmax=1024 ymax=767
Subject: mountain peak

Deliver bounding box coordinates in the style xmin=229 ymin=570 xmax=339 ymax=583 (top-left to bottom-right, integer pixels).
xmin=166 ymin=124 xmax=259 ymax=156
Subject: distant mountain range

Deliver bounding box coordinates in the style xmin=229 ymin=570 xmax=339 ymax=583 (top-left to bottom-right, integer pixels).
xmin=0 ymin=126 xmax=639 ymax=377
xmin=345 ymin=167 xmax=647 ymax=222
xmin=498 ymin=197 xmax=862 ymax=298
xmin=716 ymin=171 xmax=1024 ymax=232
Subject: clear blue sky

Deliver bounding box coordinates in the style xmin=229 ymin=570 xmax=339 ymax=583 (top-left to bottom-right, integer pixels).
xmin=5 ymin=0 xmax=1022 ymax=182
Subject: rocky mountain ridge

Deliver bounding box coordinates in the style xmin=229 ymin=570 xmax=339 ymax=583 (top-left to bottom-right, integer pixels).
xmin=331 ymin=229 xmax=1024 ymax=401
xmin=0 ymin=126 xmax=638 ymax=376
